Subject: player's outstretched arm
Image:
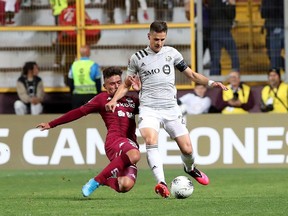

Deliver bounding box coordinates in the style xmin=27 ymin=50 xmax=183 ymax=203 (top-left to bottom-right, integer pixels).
xmin=209 ymin=81 xmax=228 ymax=90
xmin=36 ymin=108 xmax=86 ymax=130
xmin=183 ymin=68 xmax=228 ymax=91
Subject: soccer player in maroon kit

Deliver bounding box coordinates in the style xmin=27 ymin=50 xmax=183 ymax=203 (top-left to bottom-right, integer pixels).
xmin=37 ymin=67 xmax=141 ymax=197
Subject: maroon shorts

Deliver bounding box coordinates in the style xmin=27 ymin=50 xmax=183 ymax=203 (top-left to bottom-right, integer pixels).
xmin=105 ymin=137 xmax=139 ymax=182
xmin=105 ymin=137 xmax=139 ymax=161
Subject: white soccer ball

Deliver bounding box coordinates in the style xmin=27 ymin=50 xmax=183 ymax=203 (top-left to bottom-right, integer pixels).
xmin=170 ymin=176 xmax=194 ymax=199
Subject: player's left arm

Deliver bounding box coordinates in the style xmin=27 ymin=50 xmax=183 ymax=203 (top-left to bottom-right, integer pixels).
xmin=173 ymin=49 xmax=227 ymax=90
xmin=182 ymin=66 xmax=228 ymax=90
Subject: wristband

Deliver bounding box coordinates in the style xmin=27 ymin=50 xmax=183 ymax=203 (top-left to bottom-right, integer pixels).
xmin=208 ymin=80 xmax=215 ymax=87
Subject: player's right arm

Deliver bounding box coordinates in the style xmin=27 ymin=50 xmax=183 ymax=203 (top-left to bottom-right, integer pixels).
xmin=105 ymin=78 xmax=131 ymax=112
xmin=36 ymin=108 xmax=86 ymax=131
xmin=37 ymin=95 xmax=102 ymax=130
xmin=105 ymin=56 xmax=138 ymax=112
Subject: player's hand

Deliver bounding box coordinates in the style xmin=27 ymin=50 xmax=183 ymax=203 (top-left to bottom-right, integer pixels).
xmin=211 ymin=82 xmax=229 ymax=91
xmin=129 ymin=75 xmax=141 ymax=91
xmin=105 ymin=100 xmax=117 ymax=112
xmin=36 ymin=123 xmax=51 ymax=131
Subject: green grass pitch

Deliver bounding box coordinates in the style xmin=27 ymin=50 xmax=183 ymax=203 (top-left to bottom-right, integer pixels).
xmin=0 ymin=168 xmax=287 ymax=215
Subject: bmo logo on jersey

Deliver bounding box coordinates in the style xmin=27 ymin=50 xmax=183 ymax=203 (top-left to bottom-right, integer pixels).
xmin=143 ymin=68 xmax=161 ymax=77
xmin=143 ymin=65 xmax=171 ymax=77
xmin=162 ymin=64 xmax=171 ymax=74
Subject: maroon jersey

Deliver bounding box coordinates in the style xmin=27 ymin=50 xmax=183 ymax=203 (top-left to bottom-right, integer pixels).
xmin=81 ymin=92 xmax=139 ymax=144
xmin=49 ymin=92 xmax=139 ymax=147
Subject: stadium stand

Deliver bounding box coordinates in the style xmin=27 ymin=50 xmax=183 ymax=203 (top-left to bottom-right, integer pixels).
xmin=0 ymin=0 xmax=276 ymax=113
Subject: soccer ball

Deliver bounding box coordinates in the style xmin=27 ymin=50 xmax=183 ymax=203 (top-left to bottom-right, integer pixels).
xmin=170 ymin=176 xmax=194 ymax=199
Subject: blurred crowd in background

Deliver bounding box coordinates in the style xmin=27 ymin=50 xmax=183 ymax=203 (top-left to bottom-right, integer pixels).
xmin=0 ymin=0 xmax=287 ymax=115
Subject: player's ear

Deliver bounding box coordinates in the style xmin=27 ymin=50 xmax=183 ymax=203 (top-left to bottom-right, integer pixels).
xmin=103 ymin=84 xmax=106 ymax=90
xmin=147 ymin=33 xmax=150 ymax=40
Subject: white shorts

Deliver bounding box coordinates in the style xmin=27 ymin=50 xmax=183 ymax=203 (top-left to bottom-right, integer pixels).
xmin=138 ymin=106 xmax=188 ymax=139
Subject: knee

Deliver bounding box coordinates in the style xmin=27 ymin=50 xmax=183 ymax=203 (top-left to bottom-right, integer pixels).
xmin=127 ymin=149 xmax=140 ymax=165
xmin=182 ymin=148 xmax=192 ymax=155
xmin=179 ymin=142 xmax=193 ymax=155
xmin=118 ymin=177 xmax=135 ymax=193
xmin=144 ymin=137 xmax=158 ymax=145
xmin=140 ymin=129 xmax=158 ymax=145
xmin=176 ymin=136 xmax=193 ymax=155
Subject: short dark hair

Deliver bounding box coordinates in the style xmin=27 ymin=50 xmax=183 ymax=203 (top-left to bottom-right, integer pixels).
xmin=22 ymin=61 xmax=37 ymax=76
xmin=103 ymin=67 xmax=123 ymax=80
xmin=149 ymin=21 xmax=168 ymax=33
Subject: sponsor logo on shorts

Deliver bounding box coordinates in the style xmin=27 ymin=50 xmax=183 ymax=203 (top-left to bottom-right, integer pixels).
xmin=128 ymin=139 xmax=138 ymax=149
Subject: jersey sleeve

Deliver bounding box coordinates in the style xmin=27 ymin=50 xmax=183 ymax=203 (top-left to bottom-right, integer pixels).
xmin=173 ymin=47 xmax=184 ymax=65
xmin=172 ymin=47 xmax=188 ymax=72
xmin=127 ymin=54 xmax=139 ymax=77
xmin=80 ymin=94 xmax=103 ymax=114
xmin=49 ymin=108 xmax=86 ymax=128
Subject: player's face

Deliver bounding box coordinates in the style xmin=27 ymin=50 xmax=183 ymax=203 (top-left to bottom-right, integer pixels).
xmin=148 ymin=31 xmax=167 ymax=53
xmin=103 ymin=75 xmax=122 ymax=95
